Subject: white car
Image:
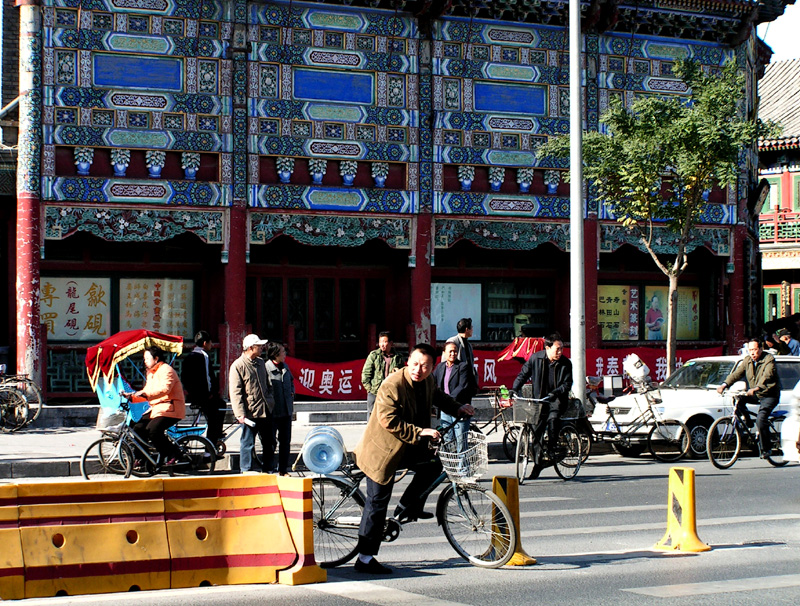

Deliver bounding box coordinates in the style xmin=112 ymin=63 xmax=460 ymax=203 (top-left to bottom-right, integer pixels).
xmin=589 ymin=355 xmax=800 ymax=457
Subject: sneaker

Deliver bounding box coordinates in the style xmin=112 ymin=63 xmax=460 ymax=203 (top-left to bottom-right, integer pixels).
xmin=354 ymin=558 xmax=392 ymax=575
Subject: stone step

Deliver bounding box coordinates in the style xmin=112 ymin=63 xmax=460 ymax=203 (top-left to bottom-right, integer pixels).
xmin=295 ymin=410 xmax=368 ymax=425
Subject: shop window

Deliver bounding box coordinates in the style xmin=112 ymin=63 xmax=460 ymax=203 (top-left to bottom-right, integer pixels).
xmin=261 ymin=278 xmax=283 ymax=341
xmin=314 ymin=278 xmax=335 ymax=341
xmin=365 ymin=279 xmax=386 ymax=332
xmin=340 ymin=279 xmax=360 ymax=341
xmin=485 ymin=282 xmax=551 ymax=342
xmin=288 ymin=278 xmax=308 ymax=341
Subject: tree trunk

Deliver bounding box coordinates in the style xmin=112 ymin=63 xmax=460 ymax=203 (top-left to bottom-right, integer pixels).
xmin=665 ymin=272 xmax=680 ymax=379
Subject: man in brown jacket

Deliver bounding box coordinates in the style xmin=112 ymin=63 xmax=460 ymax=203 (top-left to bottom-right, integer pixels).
xmin=352 ymin=343 xmax=473 ymax=575
xmin=717 ymin=337 xmax=782 ymax=457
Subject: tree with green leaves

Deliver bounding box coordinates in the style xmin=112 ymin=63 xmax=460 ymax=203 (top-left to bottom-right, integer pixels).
xmin=539 ymin=59 xmax=778 ymax=376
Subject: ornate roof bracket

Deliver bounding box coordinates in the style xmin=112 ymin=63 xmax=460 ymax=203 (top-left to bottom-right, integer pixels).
xmin=434 ymin=217 xmax=572 ymax=251
xmin=599 ymin=223 xmax=731 ymax=256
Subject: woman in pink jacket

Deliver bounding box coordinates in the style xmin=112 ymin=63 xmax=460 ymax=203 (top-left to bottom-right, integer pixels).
xmin=123 ymin=346 xmax=186 ymax=465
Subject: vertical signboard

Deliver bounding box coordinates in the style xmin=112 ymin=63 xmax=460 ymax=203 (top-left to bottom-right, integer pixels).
xmin=119 ymin=278 xmax=193 ymax=336
xmin=40 ymin=277 xmax=111 ymax=341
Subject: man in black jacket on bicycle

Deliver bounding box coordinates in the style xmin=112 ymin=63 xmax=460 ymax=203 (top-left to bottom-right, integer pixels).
xmin=717 ymin=337 xmax=781 ymax=457
xmin=511 ymin=333 xmax=573 ymax=454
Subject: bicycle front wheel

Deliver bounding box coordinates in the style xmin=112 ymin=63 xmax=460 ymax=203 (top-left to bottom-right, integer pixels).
xmin=648 ymin=420 xmax=690 ymax=462
xmin=766 ymin=419 xmax=788 ymax=467
xmin=175 ymin=435 xmax=217 ymax=475
xmin=0 ymin=389 xmax=29 ymax=433
xmin=311 ymin=477 xmax=364 ymax=568
xmin=515 ymin=425 xmax=533 ymax=484
xmin=706 ymin=417 xmax=741 ymax=469
xmin=81 ymin=437 xmax=133 ymax=479
xmin=554 ymin=426 xmax=582 ymax=480
xmin=438 ymin=483 xmax=517 ymax=568
xmin=502 ymin=424 xmax=521 ymax=461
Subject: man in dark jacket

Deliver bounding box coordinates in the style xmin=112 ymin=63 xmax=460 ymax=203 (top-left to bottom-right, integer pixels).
xmin=717 ymin=337 xmax=781 ymax=456
xmin=511 ymin=332 xmax=573 ymax=452
xmin=181 ymin=330 xmax=224 ymax=447
xmin=433 ymin=341 xmax=471 ymax=450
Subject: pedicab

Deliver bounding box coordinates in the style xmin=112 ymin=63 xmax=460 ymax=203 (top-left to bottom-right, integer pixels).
xmin=83 ymin=330 xmax=216 ymax=477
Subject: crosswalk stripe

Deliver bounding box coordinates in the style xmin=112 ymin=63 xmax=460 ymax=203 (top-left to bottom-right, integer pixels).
xmin=623 ymin=573 xmax=800 ymax=597
xmin=309 ymin=580 xmax=469 ymax=606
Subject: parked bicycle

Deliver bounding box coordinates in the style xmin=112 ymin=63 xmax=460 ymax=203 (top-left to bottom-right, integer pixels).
xmin=480 ymin=387 xmax=521 ymax=461
xmin=81 ymin=400 xmax=217 ymax=480
xmin=706 ymin=383 xmax=787 ymax=469
xmin=309 ymin=420 xmax=517 ymax=569
xmin=590 ymin=382 xmax=690 ymax=462
xmin=0 ymin=373 xmax=43 ymax=431
xmin=512 ymin=396 xmax=583 ymax=482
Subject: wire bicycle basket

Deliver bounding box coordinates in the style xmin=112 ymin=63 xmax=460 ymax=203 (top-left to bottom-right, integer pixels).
xmin=438 ymin=430 xmax=488 ymax=483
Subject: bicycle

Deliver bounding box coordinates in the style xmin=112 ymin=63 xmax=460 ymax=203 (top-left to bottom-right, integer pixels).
xmin=309 ymin=420 xmax=517 ymax=569
xmin=480 ymin=388 xmax=521 ymax=461
xmin=0 ymin=386 xmax=29 ymax=433
xmin=0 ymin=373 xmax=43 ymax=429
xmin=591 ymin=383 xmax=690 ymax=462
xmin=512 ymin=397 xmax=583 ymax=483
xmin=706 ymin=387 xmax=788 ymax=469
xmin=81 ymin=400 xmax=217 ymax=480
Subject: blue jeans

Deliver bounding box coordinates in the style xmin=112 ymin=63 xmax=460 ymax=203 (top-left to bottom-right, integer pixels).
xmin=440 ymin=412 xmax=470 ymax=452
xmin=239 ymin=417 xmax=273 ymax=472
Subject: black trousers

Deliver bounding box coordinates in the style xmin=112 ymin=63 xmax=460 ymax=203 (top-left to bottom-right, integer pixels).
xmin=356 ymin=454 xmax=442 ymax=556
xmin=270 ymin=415 xmax=293 ymax=474
xmin=737 ymin=394 xmax=779 ymax=453
xmin=133 ymin=413 xmax=181 ymax=460
xmin=540 ymin=399 xmax=564 ymax=450
xmin=199 ymin=394 xmax=225 ymax=446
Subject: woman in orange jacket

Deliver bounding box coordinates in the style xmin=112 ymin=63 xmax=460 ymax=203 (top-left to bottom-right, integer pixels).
xmin=123 ymin=346 xmax=186 ymax=465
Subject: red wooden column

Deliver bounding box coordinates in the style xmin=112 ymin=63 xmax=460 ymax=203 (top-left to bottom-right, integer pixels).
xmin=584 ymin=215 xmax=599 ymax=350
xmin=16 ymin=0 xmax=43 ymax=383
xmin=410 ymin=213 xmax=433 ymax=345
xmin=219 ymin=202 xmax=248 ymax=393
xmin=727 ymin=224 xmax=747 ymax=352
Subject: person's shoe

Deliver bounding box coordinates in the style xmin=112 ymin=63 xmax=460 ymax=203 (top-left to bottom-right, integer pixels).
xmin=354 ymin=558 xmax=392 ymax=574
xmin=393 ymin=507 xmax=433 ymax=523
xmin=760 ymin=450 xmax=772 ymax=459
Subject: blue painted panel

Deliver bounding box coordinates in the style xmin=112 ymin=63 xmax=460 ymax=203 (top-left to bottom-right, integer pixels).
xmin=94 ymin=54 xmax=183 ymax=92
xmin=293 ymin=68 xmax=374 ymax=105
xmin=473 ymin=81 xmax=546 ymax=116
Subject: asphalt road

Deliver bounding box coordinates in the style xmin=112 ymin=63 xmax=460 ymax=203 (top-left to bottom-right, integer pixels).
xmin=14 ymin=453 xmax=800 ymax=606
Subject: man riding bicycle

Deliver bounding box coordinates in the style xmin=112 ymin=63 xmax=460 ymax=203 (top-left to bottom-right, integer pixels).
xmin=716 ymin=337 xmax=782 ymax=457
xmin=510 ymin=332 xmax=572 ymax=456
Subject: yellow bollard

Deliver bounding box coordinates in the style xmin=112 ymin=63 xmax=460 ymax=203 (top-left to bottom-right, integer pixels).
xmin=654 ymin=467 xmax=710 ymax=553
xmin=492 ymin=476 xmax=536 ymax=566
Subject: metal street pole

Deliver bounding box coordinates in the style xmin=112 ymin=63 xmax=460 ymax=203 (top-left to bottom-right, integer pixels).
xmin=569 ymin=0 xmax=586 ymax=404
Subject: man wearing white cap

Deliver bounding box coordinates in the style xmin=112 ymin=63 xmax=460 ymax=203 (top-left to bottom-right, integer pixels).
xmin=229 ymin=333 xmax=275 ymax=473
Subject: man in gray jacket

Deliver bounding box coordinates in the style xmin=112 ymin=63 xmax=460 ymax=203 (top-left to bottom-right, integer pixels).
xmin=229 ymin=333 xmax=274 ymax=473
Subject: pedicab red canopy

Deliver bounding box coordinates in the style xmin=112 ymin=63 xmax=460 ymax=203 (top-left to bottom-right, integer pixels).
xmin=85 ymin=329 xmax=184 ymax=391
xmin=496 ymin=337 xmax=545 ymax=362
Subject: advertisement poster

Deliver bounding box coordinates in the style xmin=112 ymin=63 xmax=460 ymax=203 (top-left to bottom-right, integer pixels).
xmin=431 ymin=283 xmax=482 ymax=340
xmin=597 ymin=285 xmax=639 ymax=341
xmin=119 ymin=278 xmax=193 ymax=336
xmin=644 ymin=286 xmax=700 ymax=341
xmin=40 ymin=277 xmax=111 ymax=341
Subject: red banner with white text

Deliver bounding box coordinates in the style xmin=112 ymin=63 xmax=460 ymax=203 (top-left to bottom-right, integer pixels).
xmin=286 ymin=346 xmax=724 ymax=400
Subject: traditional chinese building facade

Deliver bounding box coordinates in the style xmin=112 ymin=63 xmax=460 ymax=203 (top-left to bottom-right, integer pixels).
xmin=2 ymin=0 xmax=791 ymax=398
xmin=758 ymin=58 xmax=800 ymax=324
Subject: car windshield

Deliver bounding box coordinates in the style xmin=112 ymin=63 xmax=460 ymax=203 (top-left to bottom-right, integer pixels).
xmin=661 ymin=360 xmax=737 ymax=388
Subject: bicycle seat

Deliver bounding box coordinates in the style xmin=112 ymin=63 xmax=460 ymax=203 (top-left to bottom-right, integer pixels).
xmin=595 ymin=394 xmax=616 ymax=404
xmin=769 ymin=410 xmax=787 ymax=420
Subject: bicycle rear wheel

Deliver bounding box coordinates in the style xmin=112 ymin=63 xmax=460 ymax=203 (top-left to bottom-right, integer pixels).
xmin=0 ymin=389 xmax=29 ymax=432
xmin=175 ymin=435 xmax=217 ymax=475
xmin=437 ymin=483 xmax=517 ymax=568
xmin=648 ymin=419 xmax=690 ymax=462
xmin=554 ymin=426 xmax=582 ymax=480
xmin=502 ymin=424 xmax=520 ymax=461
xmin=311 ymin=477 xmax=364 ymax=568
xmin=706 ymin=417 xmax=741 ymax=469
xmin=766 ymin=419 xmax=788 ymax=467
xmin=81 ymin=437 xmax=133 ymax=479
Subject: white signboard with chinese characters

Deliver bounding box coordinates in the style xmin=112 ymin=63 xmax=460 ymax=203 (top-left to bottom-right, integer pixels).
xmin=40 ymin=277 xmax=111 ymax=341
xmin=431 ymin=283 xmax=482 ymax=340
xmin=119 ymin=278 xmax=193 ymax=336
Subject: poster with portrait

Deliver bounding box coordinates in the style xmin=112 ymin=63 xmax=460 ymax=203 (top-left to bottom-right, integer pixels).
xmin=643 ymin=286 xmax=699 ymax=341
xmin=119 ymin=278 xmax=193 ymax=336
xmin=597 ymin=285 xmax=639 ymax=341
xmin=40 ymin=277 xmax=111 ymax=341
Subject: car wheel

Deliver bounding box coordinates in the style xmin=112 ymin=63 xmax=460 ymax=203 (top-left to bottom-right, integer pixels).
xmin=687 ymin=419 xmax=711 ymax=458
